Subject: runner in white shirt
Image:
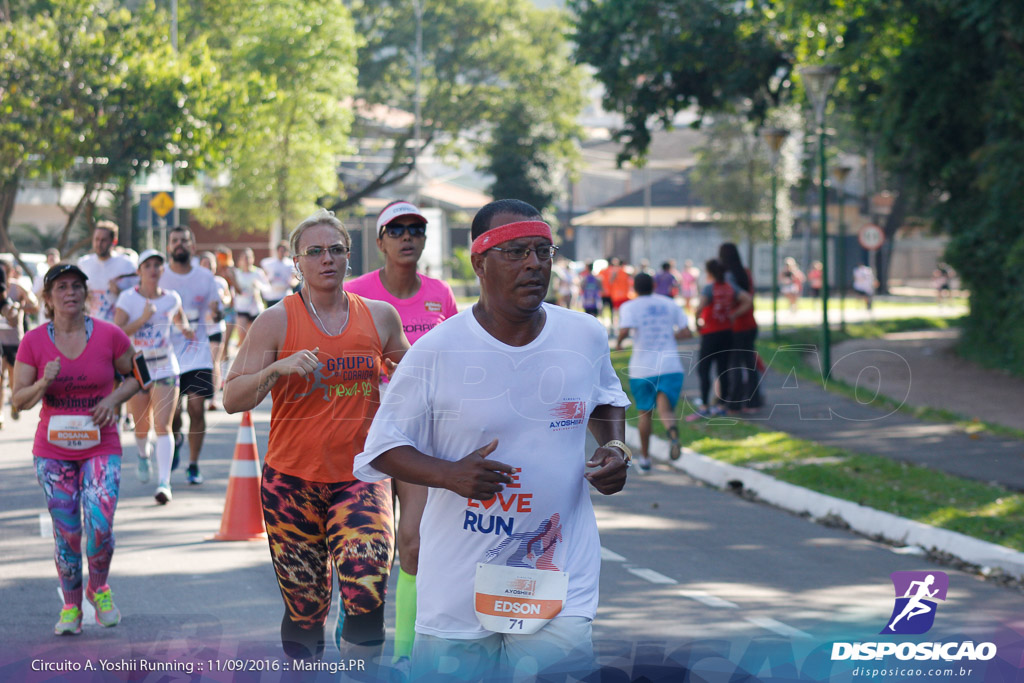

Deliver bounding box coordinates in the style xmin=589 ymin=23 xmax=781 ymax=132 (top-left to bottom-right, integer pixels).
xmin=76 ymin=221 xmax=138 ymax=323
xmin=259 ymin=241 xmax=297 ymax=307
xmin=616 ymin=272 xmax=692 ymax=469
xmin=233 ymin=248 xmax=270 ymax=346
xmin=159 ymin=226 xmax=220 ymax=485
xmin=114 ymin=250 xmax=193 ymax=504
xmin=354 ymin=199 xmax=631 ymax=680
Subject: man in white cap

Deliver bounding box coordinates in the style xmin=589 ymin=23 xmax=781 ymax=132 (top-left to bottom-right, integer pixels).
xmin=345 ymin=199 xmax=459 ymax=662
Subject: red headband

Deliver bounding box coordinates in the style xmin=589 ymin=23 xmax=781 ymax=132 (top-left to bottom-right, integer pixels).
xmin=471 ymin=221 xmax=553 ymax=254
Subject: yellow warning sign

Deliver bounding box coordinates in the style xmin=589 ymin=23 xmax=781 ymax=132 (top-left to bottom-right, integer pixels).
xmin=150 ymin=192 xmax=174 ymax=218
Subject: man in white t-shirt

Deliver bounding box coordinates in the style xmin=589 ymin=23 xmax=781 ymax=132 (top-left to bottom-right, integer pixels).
xmin=77 ymin=221 xmax=138 ymax=323
xmin=259 ymin=241 xmax=296 ymax=307
xmin=160 ymin=225 xmax=220 ymax=485
xmin=616 ymin=272 xmax=692 ymax=469
xmin=354 ymin=199 xmax=631 ymax=680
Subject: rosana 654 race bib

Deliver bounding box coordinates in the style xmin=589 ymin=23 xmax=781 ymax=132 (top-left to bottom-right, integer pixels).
xmin=47 ymin=415 xmax=101 ymax=450
xmin=474 ymin=563 xmax=568 ymax=635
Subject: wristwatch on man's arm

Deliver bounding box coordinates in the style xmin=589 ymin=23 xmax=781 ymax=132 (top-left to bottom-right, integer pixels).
xmin=602 ymin=439 xmax=633 ymax=468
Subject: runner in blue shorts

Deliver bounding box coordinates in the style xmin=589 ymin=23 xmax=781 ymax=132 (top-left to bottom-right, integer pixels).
xmin=616 ymin=272 xmax=692 ymax=469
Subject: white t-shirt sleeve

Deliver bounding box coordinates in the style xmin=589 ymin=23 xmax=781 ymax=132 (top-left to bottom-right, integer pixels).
xmin=354 ymin=348 xmax=436 ymax=482
xmin=114 ymin=289 xmax=136 ymax=319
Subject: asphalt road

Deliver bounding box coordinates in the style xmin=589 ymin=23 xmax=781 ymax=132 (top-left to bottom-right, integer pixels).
xmin=2 ymin=401 xmax=1023 ymax=681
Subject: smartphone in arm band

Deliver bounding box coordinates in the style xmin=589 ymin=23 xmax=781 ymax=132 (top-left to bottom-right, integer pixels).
xmin=132 ymin=352 xmax=153 ymax=389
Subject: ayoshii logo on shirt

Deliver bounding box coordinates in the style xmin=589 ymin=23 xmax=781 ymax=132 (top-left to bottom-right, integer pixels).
xmin=549 ymin=399 xmax=586 ymax=431
xmin=882 ymin=571 xmax=948 ymax=635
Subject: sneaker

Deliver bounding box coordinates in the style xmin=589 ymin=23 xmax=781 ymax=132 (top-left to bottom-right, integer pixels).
xmin=85 ymin=585 xmax=121 ymax=627
xmin=54 ymin=605 xmax=82 ymax=635
xmin=137 ymin=456 xmax=151 ymax=484
xmin=668 ymin=428 xmax=681 ymax=461
xmin=171 ymin=434 xmax=183 ymax=471
xmin=637 ymin=456 xmax=652 ymax=472
xmin=686 ymin=408 xmax=710 ymax=423
xmin=121 ymin=414 xmax=134 ymax=432
xmin=186 ymin=463 xmax=203 ymax=485
xmin=155 ymin=482 xmax=172 ymax=504
xmin=710 ymin=405 xmax=728 ymax=417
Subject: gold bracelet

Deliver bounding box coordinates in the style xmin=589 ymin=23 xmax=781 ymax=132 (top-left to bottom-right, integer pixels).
xmin=602 ymin=439 xmax=633 ymax=468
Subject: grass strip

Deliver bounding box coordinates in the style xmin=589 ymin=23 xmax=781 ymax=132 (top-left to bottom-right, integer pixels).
xmin=755 ymin=317 xmax=1024 ymax=441
xmin=610 ymin=350 xmax=1024 ymax=552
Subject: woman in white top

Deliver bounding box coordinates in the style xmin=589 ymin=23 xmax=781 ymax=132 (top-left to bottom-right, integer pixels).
xmin=232 ymin=248 xmax=270 ymax=346
xmin=114 ymin=250 xmax=193 ymax=505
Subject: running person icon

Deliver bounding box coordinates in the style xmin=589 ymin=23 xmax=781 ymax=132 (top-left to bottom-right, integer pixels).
xmin=887 ymin=574 xmax=939 ymax=632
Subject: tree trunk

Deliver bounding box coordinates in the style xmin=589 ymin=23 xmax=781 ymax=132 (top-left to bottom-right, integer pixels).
xmin=117 ymin=178 xmax=134 ymax=250
xmin=0 ymin=170 xmax=23 ymax=252
xmin=56 ymin=177 xmax=100 ymax=253
xmin=877 ymin=174 xmax=908 ymax=294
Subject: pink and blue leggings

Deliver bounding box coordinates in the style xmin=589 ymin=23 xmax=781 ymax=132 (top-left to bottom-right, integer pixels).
xmin=34 ymin=454 xmax=121 ymax=607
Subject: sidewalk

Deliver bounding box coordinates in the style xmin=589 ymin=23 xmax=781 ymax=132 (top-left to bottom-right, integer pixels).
xmin=748 ymin=328 xmax=1024 ymax=491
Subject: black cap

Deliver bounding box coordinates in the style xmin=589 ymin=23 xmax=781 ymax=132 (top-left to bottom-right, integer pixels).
xmin=43 ymin=263 xmax=89 ymax=285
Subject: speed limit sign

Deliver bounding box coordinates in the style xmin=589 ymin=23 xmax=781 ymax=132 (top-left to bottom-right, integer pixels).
xmin=858 ymin=224 xmax=885 ymax=251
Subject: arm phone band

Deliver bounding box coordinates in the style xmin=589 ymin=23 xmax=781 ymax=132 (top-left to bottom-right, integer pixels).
xmin=132 ymin=352 xmax=153 ymax=389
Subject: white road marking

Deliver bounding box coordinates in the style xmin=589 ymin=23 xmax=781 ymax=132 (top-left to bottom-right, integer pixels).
xmin=627 ymin=567 xmax=678 ymax=584
xmin=40 ymin=512 xmax=52 ymax=538
xmin=745 ymin=616 xmax=813 ymax=639
xmin=679 ymin=590 xmax=739 ymax=609
xmin=600 ymin=546 xmax=626 ymax=562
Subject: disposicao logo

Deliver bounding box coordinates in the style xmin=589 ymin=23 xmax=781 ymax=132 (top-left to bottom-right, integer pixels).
xmin=831 ymin=570 xmax=997 ymax=663
xmin=882 ymin=571 xmax=948 ymax=635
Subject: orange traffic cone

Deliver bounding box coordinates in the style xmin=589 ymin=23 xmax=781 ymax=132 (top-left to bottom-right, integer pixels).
xmin=211 ymin=410 xmax=266 ymax=541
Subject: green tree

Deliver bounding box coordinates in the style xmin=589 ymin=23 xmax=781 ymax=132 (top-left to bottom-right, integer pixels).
xmin=571 ymin=0 xmax=1024 ymax=365
xmin=192 ymin=0 xmax=359 ymax=241
xmin=691 ymin=115 xmax=774 ymax=265
xmin=569 ymin=0 xmax=787 ymax=165
xmin=329 ymin=0 xmax=584 ymax=211
xmin=0 ymin=0 xmax=229 ymax=259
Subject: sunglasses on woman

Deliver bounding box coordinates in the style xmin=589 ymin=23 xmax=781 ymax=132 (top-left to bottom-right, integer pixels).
xmin=382 ymin=223 xmax=427 ymax=239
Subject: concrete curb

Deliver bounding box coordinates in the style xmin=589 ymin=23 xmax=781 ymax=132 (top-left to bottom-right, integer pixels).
xmin=625 ymin=425 xmax=1024 ymax=580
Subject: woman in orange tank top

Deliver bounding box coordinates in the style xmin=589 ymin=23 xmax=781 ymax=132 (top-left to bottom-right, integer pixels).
xmin=224 ymin=209 xmax=408 ymax=664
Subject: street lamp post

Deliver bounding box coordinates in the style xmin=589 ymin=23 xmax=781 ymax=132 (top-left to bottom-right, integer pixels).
xmin=832 ymin=164 xmax=852 ymax=331
xmin=799 ymin=64 xmax=840 ymax=376
xmin=760 ymin=127 xmax=789 ymax=341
